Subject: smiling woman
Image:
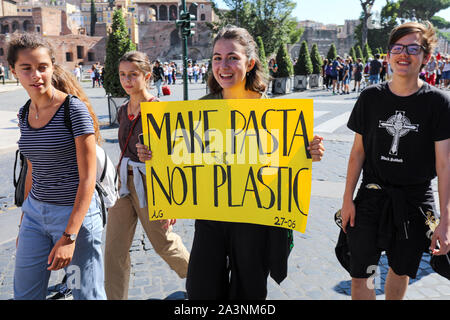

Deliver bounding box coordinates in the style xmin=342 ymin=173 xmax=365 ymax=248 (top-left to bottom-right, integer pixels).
xmin=207 ymin=26 xmax=267 ymax=99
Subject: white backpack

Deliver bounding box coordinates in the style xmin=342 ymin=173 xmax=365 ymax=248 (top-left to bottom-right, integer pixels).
xmin=95 ymin=145 xmax=119 ymax=225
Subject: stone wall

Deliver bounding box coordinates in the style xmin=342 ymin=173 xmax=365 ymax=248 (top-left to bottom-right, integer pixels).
xmin=290 ymin=26 xmax=357 ymax=60
xmin=138 ymin=21 xmax=212 ymax=62
xmin=0 ymin=33 xmax=106 ymax=73
xmin=0 ymin=0 xmax=18 ymax=18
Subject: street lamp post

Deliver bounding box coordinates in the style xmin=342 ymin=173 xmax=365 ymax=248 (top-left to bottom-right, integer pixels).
xmin=176 ymin=1 xmax=196 ymax=100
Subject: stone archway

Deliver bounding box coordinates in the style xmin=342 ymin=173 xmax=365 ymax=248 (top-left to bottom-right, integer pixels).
xmin=12 ymin=21 xmax=20 ymax=33
xmin=23 ymin=20 xmax=33 ymax=32
xmin=188 ymin=48 xmax=203 ymax=61
xmin=1 ymin=24 xmax=9 ymax=34
xmin=170 ymin=28 xmax=180 ymax=47
xmin=159 ymin=5 xmax=167 ymax=21
xmin=169 ymin=5 xmax=177 ymax=21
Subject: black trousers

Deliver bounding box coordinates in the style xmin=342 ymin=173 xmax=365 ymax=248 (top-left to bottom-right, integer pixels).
xmin=186 ymin=220 xmax=271 ymax=300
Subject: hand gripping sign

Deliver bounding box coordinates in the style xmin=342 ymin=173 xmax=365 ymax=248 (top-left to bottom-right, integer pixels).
xmin=141 ymin=99 xmax=313 ymax=233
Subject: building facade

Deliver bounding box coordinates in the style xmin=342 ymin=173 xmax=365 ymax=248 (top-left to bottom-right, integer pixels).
xmin=135 ymin=0 xmax=216 ymax=61
xmin=0 ymin=3 xmax=106 ymax=74
xmin=290 ymin=20 xmax=360 ymax=60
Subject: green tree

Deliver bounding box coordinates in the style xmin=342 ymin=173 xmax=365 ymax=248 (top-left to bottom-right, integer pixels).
xmin=275 ymin=42 xmax=293 ymax=78
xmin=398 ymin=0 xmax=450 ymax=22
xmin=90 ymin=0 xmax=97 ymax=36
xmin=210 ymin=0 xmax=303 ymax=56
xmin=355 ymin=45 xmax=364 ymax=63
xmin=256 ymin=35 xmax=268 ymax=73
xmin=327 ymin=43 xmax=337 ymax=61
xmin=310 ymin=43 xmax=322 ymax=75
xmin=103 ymin=9 xmax=136 ymax=97
xmin=349 ymin=46 xmax=357 ymax=63
xmin=431 ymin=16 xmax=450 ymax=29
xmin=294 ymin=41 xmax=313 ymax=76
xmin=363 ymin=42 xmax=372 ymax=62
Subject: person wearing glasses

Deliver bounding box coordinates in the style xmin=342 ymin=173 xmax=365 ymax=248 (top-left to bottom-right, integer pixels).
xmin=340 ymin=21 xmax=449 ymax=300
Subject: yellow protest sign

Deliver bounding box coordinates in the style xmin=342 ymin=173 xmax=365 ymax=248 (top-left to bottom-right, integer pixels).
xmin=141 ymin=99 xmax=313 ymax=233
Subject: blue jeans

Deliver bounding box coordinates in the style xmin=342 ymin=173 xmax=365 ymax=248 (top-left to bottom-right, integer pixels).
xmin=14 ymin=195 xmax=106 ymax=300
xmin=155 ymin=79 xmax=162 ymax=96
xmin=369 ymin=74 xmax=380 ymax=84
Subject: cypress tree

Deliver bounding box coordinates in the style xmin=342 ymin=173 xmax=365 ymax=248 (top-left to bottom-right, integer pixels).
xmin=275 ymin=42 xmax=293 ymax=78
xmin=294 ymin=41 xmax=312 ymax=76
xmin=104 ymin=9 xmax=136 ymax=97
xmin=349 ymin=46 xmax=357 ymax=63
xmin=363 ymin=42 xmax=372 ymax=63
xmin=310 ymin=43 xmax=322 ymax=75
xmin=326 ymin=43 xmax=337 ymax=61
xmin=256 ymin=36 xmax=268 ymax=73
xmin=355 ymin=44 xmax=364 ymax=63
xmin=90 ymin=0 xmax=97 ymax=36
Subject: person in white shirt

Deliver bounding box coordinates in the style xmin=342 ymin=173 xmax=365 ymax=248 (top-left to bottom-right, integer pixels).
xmin=187 ymin=63 xmax=193 ymax=83
xmin=73 ymin=65 xmax=81 ymax=82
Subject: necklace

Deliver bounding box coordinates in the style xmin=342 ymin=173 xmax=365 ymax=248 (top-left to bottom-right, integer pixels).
xmin=33 ymin=87 xmax=55 ymax=120
xmin=127 ymin=102 xmax=140 ymax=121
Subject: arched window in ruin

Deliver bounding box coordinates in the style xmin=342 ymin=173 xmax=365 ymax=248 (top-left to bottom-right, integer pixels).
xmin=170 ymin=28 xmax=180 ymax=46
xmin=169 ymin=5 xmax=177 ymax=21
xmin=12 ymin=21 xmax=20 ymax=33
xmin=23 ymin=20 xmax=32 ymax=32
xmin=159 ymin=5 xmax=167 ymax=21
xmin=1 ymin=25 xmax=9 ymax=34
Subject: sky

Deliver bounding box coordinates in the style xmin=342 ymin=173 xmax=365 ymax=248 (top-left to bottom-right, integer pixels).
xmin=214 ymin=0 xmax=450 ymax=26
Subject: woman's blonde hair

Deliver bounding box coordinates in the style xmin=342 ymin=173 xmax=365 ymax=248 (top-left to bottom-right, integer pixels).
xmin=6 ymin=33 xmax=101 ymax=143
xmin=208 ymin=25 xmax=268 ymax=94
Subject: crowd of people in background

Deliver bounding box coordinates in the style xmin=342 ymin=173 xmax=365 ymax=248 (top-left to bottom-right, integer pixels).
xmin=67 ymin=49 xmax=450 ymax=99
xmin=317 ymin=51 xmax=450 ymax=95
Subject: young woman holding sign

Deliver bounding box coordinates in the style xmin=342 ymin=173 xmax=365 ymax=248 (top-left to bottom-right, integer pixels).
xmin=137 ymin=26 xmax=325 ymax=299
xmin=104 ymin=51 xmax=190 ymax=300
xmin=340 ymin=22 xmax=449 ymax=300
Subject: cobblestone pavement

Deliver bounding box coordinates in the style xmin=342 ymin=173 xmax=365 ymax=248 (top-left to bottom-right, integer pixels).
xmin=0 ymin=82 xmax=449 ymax=300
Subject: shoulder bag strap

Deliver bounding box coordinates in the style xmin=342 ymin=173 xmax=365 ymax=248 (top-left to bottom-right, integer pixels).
xmin=117 ymin=112 xmax=141 ymax=170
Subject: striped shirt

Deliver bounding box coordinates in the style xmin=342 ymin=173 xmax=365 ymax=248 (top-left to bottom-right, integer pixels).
xmin=18 ymin=96 xmax=94 ymax=206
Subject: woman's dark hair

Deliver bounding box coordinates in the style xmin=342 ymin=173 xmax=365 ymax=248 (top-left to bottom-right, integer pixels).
xmin=7 ymin=32 xmax=55 ymax=67
xmin=208 ymin=25 xmax=268 ymax=94
xmin=7 ymin=33 xmax=101 ymax=142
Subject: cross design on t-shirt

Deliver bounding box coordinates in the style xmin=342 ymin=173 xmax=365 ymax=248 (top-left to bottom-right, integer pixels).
xmin=378 ymin=111 xmax=419 ymax=156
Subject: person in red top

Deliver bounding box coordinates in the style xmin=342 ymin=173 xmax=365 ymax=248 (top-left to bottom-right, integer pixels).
xmin=104 ymin=51 xmax=190 ymax=300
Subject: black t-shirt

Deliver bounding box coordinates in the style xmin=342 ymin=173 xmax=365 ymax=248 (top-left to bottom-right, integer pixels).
xmin=153 ymin=66 xmax=164 ymax=82
xmin=369 ymin=60 xmax=382 ymax=75
xmin=355 ymin=62 xmax=363 ymax=75
xmin=347 ymin=82 xmax=450 ymax=186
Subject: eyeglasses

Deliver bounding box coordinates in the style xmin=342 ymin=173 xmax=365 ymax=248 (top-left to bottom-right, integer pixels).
xmin=389 ymin=44 xmax=425 ymax=55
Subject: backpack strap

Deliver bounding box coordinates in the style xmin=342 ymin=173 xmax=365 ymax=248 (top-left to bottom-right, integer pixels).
xmin=100 ymin=147 xmax=108 ymax=183
xmin=63 ymin=94 xmax=74 ymax=134
xmin=19 ymin=99 xmax=32 ymax=125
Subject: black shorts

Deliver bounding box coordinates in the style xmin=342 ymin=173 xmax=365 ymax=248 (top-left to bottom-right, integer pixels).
xmin=346 ymin=189 xmax=434 ymax=279
xmin=354 ymin=73 xmax=362 ymax=82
